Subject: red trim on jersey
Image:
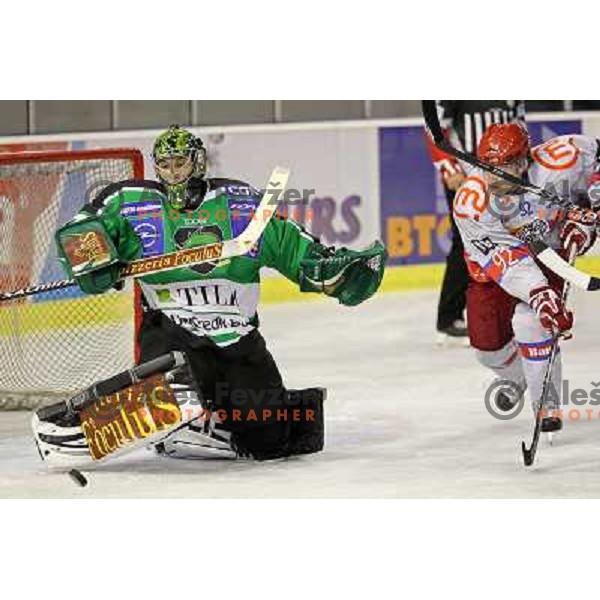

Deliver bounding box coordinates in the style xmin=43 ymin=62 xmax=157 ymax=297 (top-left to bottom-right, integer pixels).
xmin=482 ymin=244 xmax=530 ymax=283
xmin=466 ymin=257 xmax=491 ymax=282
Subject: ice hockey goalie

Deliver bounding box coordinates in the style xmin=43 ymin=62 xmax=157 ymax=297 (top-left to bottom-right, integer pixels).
xmin=32 ymin=351 xmax=326 ymax=469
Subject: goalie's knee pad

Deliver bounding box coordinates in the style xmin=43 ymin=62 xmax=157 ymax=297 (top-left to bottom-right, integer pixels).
xmin=231 ymin=387 xmax=326 ymax=461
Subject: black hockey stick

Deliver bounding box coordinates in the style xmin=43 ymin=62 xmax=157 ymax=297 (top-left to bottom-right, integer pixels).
xmin=423 ymin=101 xmax=561 ymax=200
xmin=521 ymin=244 xmax=577 ymax=466
xmin=421 ymin=101 xmax=600 ymax=292
xmin=521 ymin=338 xmax=560 ymax=466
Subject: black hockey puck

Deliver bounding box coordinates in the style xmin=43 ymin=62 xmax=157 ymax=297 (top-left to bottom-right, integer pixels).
xmin=68 ymin=469 xmax=88 ymax=487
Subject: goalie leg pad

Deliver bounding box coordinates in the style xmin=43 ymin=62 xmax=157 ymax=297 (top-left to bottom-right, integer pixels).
xmin=32 ymin=352 xmax=204 ymax=470
xmin=155 ymin=412 xmax=237 ymax=460
xmin=230 ymin=388 xmax=326 ymax=460
xmin=288 ymin=387 xmax=326 ymax=456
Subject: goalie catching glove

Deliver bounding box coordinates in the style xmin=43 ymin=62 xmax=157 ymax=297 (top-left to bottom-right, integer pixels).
xmin=298 ymin=241 xmax=387 ymax=306
xmin=55 ymin=211 xmax=141 ymax=294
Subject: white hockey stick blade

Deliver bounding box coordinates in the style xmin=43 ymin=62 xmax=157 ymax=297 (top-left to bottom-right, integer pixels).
xmin=529 ymin=240 xmax=600 ymax=291
xmin=226 ymin=165 xmax=290 ymax=254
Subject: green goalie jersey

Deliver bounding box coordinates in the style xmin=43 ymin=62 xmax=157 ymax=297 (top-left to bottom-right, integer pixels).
xmin=81 ymin=177 xmax=317 ymax=347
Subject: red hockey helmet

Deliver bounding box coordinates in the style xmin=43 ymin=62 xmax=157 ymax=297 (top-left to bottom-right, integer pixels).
xmin=477 ymin=123 xmax=530 ymax=166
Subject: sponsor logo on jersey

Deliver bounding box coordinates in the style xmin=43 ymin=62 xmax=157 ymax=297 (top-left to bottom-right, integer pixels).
xmin=174 ymin=224 xmax=223 ymax=275
xmin=532 ymin=138 xmax=581 ymax=171
xmin=169 ymin=312 xmax=251 ymax=334
xmin=120 ymin=201 xmax=162 ymax=216
xmin=224 ymin=184 xmax=261 ymax=198
xmin=122 ymin=201 xmax=165 ymax=257
xmin=518 ymin=339 xmax=553 ymax=362
xmin=227 ymin=198 xmax=262 ymax=259
xmin=180 ymin=216 xmax=209 ymax=226
xmin=173 ymin=284 xmax=239 ymax=308
xmin=228 ymin=200 xmax=259 ymax=211
xmin=134 ymin=222 xmax=160 ymax=251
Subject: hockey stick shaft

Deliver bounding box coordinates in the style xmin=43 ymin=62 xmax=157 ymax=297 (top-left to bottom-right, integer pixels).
xmin=421 ymin=101 xmax=600 ymax=292
xmin=0 ymin=166 xmax=290 ymax=303
xmin=423 ymin=101 xmax=564 ymax=201
xmin=521 ymin=244 xmax=577 ymax=466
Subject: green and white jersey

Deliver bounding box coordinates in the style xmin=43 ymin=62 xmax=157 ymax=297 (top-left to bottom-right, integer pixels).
xmin=87 ymin=177 xmax=316 ymax=346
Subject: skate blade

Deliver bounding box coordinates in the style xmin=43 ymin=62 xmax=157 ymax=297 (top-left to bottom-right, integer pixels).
xmin=435 ymin=333 xmax=470 ymax=348
xmin=545 ymin=432 xmax=554 ymax=446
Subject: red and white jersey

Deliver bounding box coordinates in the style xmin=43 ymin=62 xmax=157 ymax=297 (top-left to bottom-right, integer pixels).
xmin=454 ymin=135 xmax=600 ymax=302
xmin=530 ymin=135 xmax=599 ymax=201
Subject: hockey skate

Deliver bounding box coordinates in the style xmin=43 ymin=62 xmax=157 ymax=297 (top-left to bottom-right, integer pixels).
xmin=541 ymin=414 xmax=563 ymax=433
xmin=541 ymin=412 xmax=562 ymax=446
xmin=493 ymin=379 xmax=526 ymax=413
xmin=495 ymin=390 xmax=518 ymax=412
xmin=435 ymin=319 xmax=470 ymax=348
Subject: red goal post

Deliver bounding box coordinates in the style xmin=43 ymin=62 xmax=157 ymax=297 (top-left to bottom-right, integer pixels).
xmin=0 ymin=147 xmax=145 ymax=410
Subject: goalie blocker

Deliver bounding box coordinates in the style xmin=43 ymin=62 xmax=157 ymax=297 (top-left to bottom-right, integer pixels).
xmin=33 ymin=351 xmax=326 ymax=470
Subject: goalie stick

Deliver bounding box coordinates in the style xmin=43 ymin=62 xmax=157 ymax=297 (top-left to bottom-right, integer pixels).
xmin=0 ymin=166 xmax=290 ymax=302
xmin=421 ymin=101 xmax=600 ymax=292
xmin=521 ymin=244 xmax=577 ymax=467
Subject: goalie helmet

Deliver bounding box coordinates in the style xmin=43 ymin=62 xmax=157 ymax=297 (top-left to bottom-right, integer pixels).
xmin=153 ymin=125 xmax=207 ymax=209
xmin=477 ymin=122 xmax=530 ymax=166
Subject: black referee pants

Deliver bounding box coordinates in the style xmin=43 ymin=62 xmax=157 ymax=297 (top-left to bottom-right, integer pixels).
xmin=437 ymin=185 xmax=470 ymax=331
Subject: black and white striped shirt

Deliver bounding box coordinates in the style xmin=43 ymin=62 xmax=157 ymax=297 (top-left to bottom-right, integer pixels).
xmin=436 ymin=101 xmax=526 ymax=155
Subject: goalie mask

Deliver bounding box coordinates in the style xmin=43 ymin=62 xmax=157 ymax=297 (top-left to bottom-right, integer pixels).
xmin=153 ymin=125 xmax=207 ymax=209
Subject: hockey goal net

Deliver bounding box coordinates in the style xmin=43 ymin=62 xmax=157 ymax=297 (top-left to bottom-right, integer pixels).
xmin=0 ymin=148 xmax=144 ymax=410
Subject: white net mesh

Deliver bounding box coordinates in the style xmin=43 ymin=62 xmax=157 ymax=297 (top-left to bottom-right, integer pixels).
xmin=0 ymin=149 xmax=143 ymax=410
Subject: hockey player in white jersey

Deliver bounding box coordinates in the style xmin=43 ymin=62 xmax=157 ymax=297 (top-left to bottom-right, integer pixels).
xmin=454 ymin=123 xmax=599 ymax=432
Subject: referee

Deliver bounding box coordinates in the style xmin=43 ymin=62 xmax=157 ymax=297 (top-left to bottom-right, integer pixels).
xmin=426 ymin=100 xmax=527 ymax=343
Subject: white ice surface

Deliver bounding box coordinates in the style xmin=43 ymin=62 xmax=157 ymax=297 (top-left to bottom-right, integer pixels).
xmin=2 ymin=288 xmax=600 ymax=498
